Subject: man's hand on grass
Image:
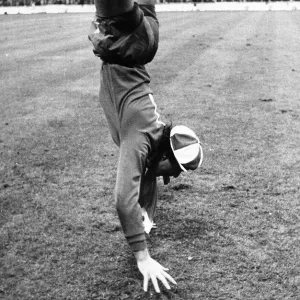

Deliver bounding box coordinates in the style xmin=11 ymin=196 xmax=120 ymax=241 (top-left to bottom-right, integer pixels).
xmin=134 ymin=248 xmax=177 ymax=293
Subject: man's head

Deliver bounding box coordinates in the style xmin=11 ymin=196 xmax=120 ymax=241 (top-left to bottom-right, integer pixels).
xmin=155 ymin=125 xmax=203 ymax=178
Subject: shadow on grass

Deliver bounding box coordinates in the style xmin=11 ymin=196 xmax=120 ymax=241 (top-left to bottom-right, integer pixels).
xmin=155 ymin=215 xmax=208 ymax=241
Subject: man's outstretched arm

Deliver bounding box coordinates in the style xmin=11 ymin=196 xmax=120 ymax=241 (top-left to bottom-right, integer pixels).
xmin=116 ymin=137 xmax=177 ymax=293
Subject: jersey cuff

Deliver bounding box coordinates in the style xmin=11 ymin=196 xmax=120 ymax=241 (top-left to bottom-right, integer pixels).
xmin=126 ymin=232 xmax=147 ymax=252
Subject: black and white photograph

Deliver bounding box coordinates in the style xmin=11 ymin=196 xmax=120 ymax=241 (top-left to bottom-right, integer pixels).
xmin=1 ymin=0 xmax=299 ymax=299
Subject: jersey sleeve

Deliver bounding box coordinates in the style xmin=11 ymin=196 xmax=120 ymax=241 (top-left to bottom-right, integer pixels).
xmin=113 ymin=91 xmax=165 ymax=252
xmin=115 ymin=124 xmax=162 ymax=251
xmin=115 ymin=133 xmax=150 ymax=252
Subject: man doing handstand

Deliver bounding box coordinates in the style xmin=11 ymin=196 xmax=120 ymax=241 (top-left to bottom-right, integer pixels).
xmin=89 ymin=0 xmax=203 ymax=293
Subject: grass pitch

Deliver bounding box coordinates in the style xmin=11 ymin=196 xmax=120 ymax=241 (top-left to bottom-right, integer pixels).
xmin=1 ymin=11 xmax=300 ymax=300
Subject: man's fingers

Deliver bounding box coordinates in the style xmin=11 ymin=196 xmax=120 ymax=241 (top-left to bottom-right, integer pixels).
xmin=143 ymin=274 xmax=149 ymax=292
xmin=150 ymin=275 xmax=160 ymax=293
xmin=157 ymin=273 xmax=171 ymax=290
xmin=162 ymin=270 xmax=177 ymax=285
xmin=160 ymin=265 xmax=177 ymax=284
xmin=138 ymin=259 xmax=176 ymax=293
